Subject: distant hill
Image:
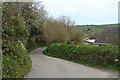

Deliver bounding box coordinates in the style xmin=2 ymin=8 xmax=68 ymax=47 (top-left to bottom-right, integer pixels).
xmin=95 ymin=27 xmax=118 ymax=45
xmin=76 ymin=24 xmax=118 ymax=45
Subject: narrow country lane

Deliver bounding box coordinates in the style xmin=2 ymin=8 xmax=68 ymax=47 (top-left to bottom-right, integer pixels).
xmin=25 ymin=48 xmax=118 ymax=78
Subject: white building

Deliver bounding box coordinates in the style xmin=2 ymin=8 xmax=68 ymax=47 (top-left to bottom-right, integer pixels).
xmin=84 ymin=38 xmax=96 ymax=44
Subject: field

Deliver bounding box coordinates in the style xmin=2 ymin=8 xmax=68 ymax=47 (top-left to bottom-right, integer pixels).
xmin=76 ymin=24 xmax=117 ymax=31
xmin=76 ymin=24 xmax=118 ymax=41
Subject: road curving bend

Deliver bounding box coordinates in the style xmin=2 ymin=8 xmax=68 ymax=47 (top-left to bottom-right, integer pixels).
xmin=25 ymin=47 xmax=118 ymax=78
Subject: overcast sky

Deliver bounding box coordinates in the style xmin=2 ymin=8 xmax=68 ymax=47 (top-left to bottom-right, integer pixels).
xmin=37 ymin=0 xmax=119 ymax=25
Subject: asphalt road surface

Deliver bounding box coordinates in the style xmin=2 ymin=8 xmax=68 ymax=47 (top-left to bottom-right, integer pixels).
xmin=25 ymin=47 xmax=118 ymax=78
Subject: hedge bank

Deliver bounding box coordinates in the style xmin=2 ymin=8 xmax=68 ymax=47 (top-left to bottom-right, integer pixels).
xmin=43 ymin=43 xmax=119 ymax=71
xmin=2 ymin=41 xmax=32 ymax=78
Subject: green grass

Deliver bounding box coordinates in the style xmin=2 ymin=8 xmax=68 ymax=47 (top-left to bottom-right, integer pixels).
xmin=43 ymin=43 xmax=119 ymax=71
xmin=76 ymin=24 xmax=117 ymax=31
xmin=77 ymin=26 xmax=104 ymax=31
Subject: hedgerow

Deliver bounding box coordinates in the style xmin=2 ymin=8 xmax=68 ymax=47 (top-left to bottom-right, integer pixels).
xmin=43 ymin=43 xmax=119 ymax=71
xmin=2 ymin=41 xmax=32 ymax=78
xmin=2 ymin=2 xmax=44 ymax=78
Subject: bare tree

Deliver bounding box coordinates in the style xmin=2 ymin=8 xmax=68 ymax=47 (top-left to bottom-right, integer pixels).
xmin=42 ymin=18 xmax=69 ymax=44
